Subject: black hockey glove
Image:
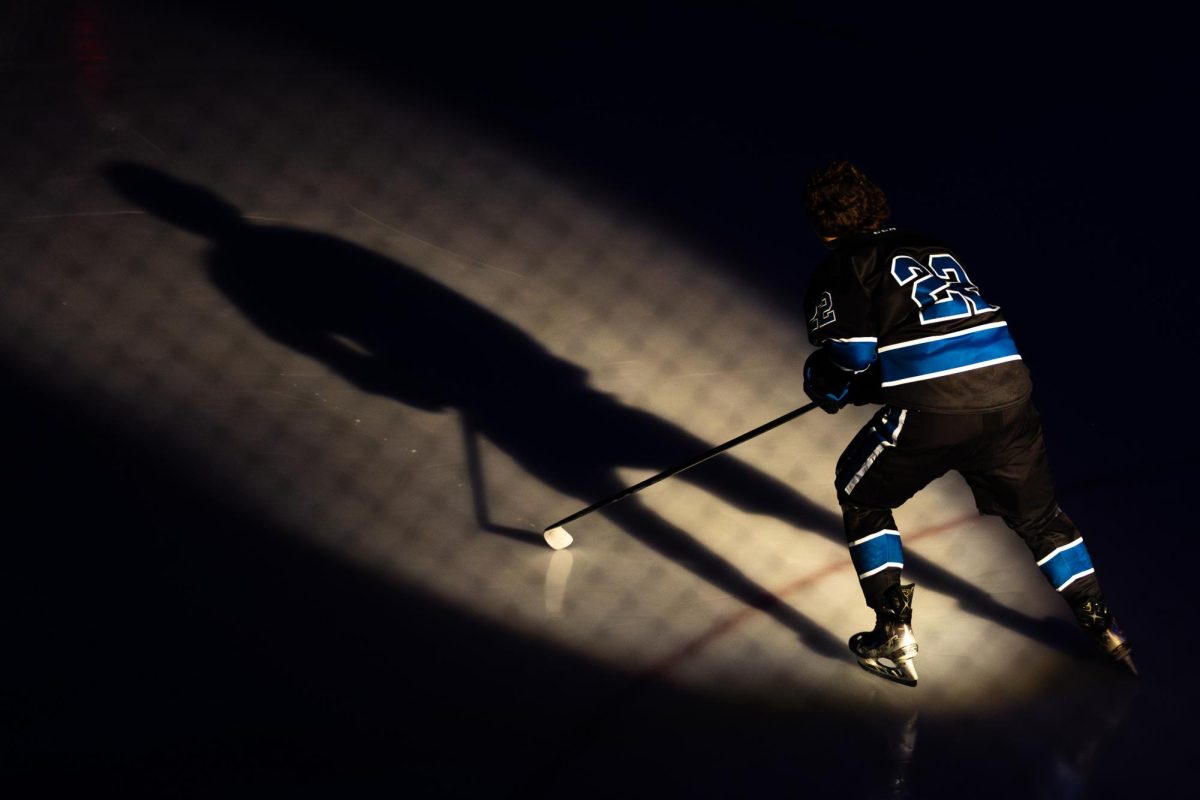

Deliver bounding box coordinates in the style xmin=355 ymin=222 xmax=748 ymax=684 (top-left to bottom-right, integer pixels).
xmin=804 ymin=348 xmax=853 ymax=414
xmin=848 ymin=360 xmax=881 ymax=407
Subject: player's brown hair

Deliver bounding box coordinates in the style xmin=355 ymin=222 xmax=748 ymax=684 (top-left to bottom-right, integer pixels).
xmin=803 ymin=161 xmax=891 ymax=239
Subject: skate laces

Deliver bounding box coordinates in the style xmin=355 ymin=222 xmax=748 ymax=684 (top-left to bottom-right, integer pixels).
xmin=1073 ymin=598 xmax=1111 ymax=629
xmin=880 ymin=583 xmax=915 ymax=624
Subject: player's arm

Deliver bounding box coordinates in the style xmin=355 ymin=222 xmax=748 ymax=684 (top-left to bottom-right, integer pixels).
xmin=803 ymin=270 xmax=879 ymax=413
xmin=804 ymin=338 xmax=878 ymax=413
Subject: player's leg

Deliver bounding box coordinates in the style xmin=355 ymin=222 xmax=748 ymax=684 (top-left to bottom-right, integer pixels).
xmin=960 ymin=401 xmax=1136 ymax=673
xmin=1003 ymin=502 xmax=1135 ymax=671
xmin=834 ymin=406 xmax=968 ymax=685
xmin=835 ymin=406 xmax=969 ymax=603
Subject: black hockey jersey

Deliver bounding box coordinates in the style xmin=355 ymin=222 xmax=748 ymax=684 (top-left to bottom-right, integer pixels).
xmin=804 ymin=228 xmax=1032 ymax=412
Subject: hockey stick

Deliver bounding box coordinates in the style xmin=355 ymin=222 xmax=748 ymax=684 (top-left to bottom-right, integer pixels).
xmin=542 ymin=402 xmax=819 ymax=549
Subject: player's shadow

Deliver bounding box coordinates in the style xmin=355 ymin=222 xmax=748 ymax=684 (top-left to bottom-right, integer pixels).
xmin=103 ymin=162 xmax=1080 ymax=659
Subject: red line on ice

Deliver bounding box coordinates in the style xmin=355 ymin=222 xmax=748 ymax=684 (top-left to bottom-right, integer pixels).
xmin=644 ymin=513 xmax=975 ymax=678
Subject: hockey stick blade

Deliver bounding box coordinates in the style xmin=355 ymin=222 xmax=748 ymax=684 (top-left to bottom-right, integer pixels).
xmin=543 ymin=526 xmax=574 ymax=550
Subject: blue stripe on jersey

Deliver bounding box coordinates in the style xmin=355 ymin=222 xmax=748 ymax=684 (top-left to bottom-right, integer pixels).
xmin=829 ymin=339 xmax=878 ymax=372
xmin=1038 ymin=538 xmax=1095 ymax=592
xmin=879 ymin=323 xmax=1020 ymax=387
xmin=849 ymin=530 xmax=904 ymax=579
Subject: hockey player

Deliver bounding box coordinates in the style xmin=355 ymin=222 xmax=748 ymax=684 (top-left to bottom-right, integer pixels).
xmin=801 ymin=161 xmax=1136 ymax=685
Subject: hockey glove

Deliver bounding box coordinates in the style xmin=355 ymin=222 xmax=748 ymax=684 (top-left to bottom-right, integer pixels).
xmin=804 ymin=348 xmax=853 ymax=414
xmin=848 ymin=360 xmax=881 ymax=407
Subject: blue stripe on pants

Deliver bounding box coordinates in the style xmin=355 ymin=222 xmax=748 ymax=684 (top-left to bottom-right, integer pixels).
xmin=1038 ymin=538 xmax=1095 ymax=591
xmin=850 ymin=530 xmax=904 ymax=579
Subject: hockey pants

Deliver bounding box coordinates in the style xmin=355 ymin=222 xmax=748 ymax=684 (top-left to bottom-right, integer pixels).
xmin=834 ymin=400 xmax=1103 ymax=610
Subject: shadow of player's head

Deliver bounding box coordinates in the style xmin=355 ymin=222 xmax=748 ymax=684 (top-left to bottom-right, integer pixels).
xmin=103 ymin=161 xmax=245 ymax=242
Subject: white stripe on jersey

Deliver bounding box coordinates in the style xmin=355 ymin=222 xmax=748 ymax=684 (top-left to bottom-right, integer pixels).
xmin=876 ymin=320 xmax=1009 ymax=353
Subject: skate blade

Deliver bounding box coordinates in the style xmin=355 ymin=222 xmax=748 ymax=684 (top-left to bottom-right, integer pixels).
xmin=856 ymin=656 xmax=918 ymax=687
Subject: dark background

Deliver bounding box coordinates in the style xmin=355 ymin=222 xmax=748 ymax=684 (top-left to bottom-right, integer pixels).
xmin=7 ymin=2 xmax=1196 ymax=796
xmin=212 ymin=0 xmax=1192 ymax=472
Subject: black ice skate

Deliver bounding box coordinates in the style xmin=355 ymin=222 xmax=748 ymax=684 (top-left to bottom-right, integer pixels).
xmin=850 ymin=583 xmax=919 ymax=687
xmin=1073 ymin=597 xmax=1138 ymax=675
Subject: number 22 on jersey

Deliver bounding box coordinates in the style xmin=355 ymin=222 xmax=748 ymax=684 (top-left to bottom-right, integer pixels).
xmin=890 ymin=253 xmax=997 ymax=325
